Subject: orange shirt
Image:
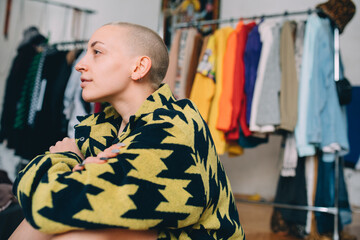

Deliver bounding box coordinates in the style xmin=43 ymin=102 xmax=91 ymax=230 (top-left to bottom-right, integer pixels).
xmin=216 ymin=22 xmax=243 ymax=132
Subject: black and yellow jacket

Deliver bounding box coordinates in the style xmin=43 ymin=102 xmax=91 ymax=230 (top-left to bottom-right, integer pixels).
xmin=13 ymin=84 xmax=245 ymax=239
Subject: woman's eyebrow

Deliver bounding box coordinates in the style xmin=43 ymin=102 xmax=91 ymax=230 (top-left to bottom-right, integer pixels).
xmin=90 ymin=41 xmax=105 ymax=48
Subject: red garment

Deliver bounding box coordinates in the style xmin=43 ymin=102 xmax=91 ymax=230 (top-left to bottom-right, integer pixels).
xmin=94 ymin=102 xmax=102 ymax=113
xmin=225 ymin=21 xmax=256 ymax=141
xmin=223 ymin=21 xmax=256 ymax=141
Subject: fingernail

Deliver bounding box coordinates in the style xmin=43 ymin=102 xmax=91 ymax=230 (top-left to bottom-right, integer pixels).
xmin=111 ymin=149 xmax=120 ymax=153
xmin=117 ymin=142 xmax=126 ymax=147
xmin=99 ymin=157 xmax=108 ymax=161
xmin=78 ymin=160 xmax=86 ymax=166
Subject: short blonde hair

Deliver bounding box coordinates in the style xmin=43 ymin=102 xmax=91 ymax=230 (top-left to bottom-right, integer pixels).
xmin=106 ymin=22 xmax=169 ymax=88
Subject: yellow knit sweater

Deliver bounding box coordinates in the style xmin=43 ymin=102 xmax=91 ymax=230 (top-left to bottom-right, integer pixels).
xmin=13 ymin=84 xmax=244 ymax=239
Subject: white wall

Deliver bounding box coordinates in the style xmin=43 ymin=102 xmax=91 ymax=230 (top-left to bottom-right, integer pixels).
xmin=0 ymin=0 xmax=162 ymax=108
xmin=219 ymin=0 xmax=360 ymax=207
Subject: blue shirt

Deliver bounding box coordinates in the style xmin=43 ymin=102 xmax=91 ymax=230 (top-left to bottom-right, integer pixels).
xmin=244 ymin=23 xmax=262 ymax=124
xmin=295 ymin=15 xmax=349 ymax=161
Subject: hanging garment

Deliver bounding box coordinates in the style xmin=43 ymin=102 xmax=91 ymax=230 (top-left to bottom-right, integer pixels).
xmin=237 ymin=128 xmax=268 ymax=149
xmin=296 ymin=15 xmax=349 ymax=160
xmin=0 ymin=46 xmax=39 ymax=148
xmin=217 ymin=21 xmax=256 ymax=141
xmin=216 ymin=23 xmax=239 ymax=132
xmin=174 ymin=28 xmax=199 ymax=99
xmin=305 ymin=155 xmax=316 ymax=234
xmin=279 ymin=21 xmax=298 ymax=132
xmin=27 ymin=49 xmax=49 ymax=126
xmin=255 ymin=21 xmax=282 ymax=127
xmin=281 ymin=132 xmax=298 ymax=177
xmin=344 ymin=87 xmax=360 ymax=169
xmin=273 ymin=157 xmax=308 ymax=238
xmin=315 ymin=154 xmax=352 ymax=234
xmin=245 ymin=23 xmax=263 ymax=125
xmin=299 ymin=15 xmax=348 ymax=161
xmin=0 ymin=27 xmax=45 ymax=149
xmin=63 ymin=50 xmax=93 ymax=139
xmin=279 ymin=20 xmax=307 ymax=179
xmin=249 ymin=20 xmax=278 ymax=133
xmin=163 ymin=29 xmax=182 ymax=92
xmin=294 ymin=21 xmax=306 ymax=80
xmin=184 ymin=33 xmax=203 ymax=98
xmin=231 ymin=21 xmax=256 ymax=140
xmin=295 ymin=15 xmax=322 ymax=157
xmin=207 ymin=27 xmax=234 ymax=155
xmin=12 ymin=53 xmax=42 ymax=131
xmin=189 ymin=35 xmax=215 ymax=122
xmin=163 ymin=28 xmax=200 ymax=100
xmin=14 ymin=50 xmax=71 ymax=160
xmin=217 ymin=21 xmax=256 ymax=156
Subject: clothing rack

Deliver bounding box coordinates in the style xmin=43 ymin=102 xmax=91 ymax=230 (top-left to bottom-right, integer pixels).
xmin=173 ymin=9 xmax=350 ymax=240
xmin=38 ymin=40 xmax=88 ymax=52
xmin=29 ymin=0 xmax=96 ymax=14
xmin=172 ymin=8 xmax=320 ymax=29
xmin=51 ymin=40 xmax=88 ymax=51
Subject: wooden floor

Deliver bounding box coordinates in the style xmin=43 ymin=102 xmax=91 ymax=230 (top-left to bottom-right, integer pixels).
xmin=236 ymin=201 xmax=360 ymax=240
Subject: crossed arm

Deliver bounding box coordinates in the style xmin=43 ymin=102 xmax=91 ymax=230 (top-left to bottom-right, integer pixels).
xmin=10 ymin=137 xmax=157 ymax=240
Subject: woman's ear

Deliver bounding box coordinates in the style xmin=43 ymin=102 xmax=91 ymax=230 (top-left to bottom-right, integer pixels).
xmin=131 ymin=56 xmax=152 ymax=80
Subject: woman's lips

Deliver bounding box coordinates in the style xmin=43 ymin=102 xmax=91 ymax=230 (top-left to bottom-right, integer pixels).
xmin=80 ymin=78 xmax=92 ymax=88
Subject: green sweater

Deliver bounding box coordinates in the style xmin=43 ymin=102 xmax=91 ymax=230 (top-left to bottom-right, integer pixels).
xmin=13 ymin=84 xmax=244 ymax=239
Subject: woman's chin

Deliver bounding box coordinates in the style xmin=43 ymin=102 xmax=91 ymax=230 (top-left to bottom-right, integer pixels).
xmin=81 ymin=93 xmax=98 ymax=103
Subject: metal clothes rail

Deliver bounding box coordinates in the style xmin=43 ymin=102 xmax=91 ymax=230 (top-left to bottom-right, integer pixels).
xmin=172 ymin=8 xmax=320 ymax=29
xmin=51 ymin=40 xmax=88 ymax=51
xmin=29 ymin=0 xmax=96 ymax=14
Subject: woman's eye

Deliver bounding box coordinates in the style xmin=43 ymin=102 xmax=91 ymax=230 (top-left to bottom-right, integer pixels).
xmin=94 ymin=49 xmax=101 ymax=55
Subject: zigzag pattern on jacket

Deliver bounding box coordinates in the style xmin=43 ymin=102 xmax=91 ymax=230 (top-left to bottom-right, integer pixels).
xmin=13 ymin=84 xmax=244 ymax=239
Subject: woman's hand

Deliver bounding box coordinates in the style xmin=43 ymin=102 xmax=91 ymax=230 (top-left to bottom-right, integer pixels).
xmin=9 ymin=219 xmax=53 ymax=240
xmin=49 ymin=137 xmax=84 ymax=160
xmin=72 ymin=143 xmax=125 ymax=172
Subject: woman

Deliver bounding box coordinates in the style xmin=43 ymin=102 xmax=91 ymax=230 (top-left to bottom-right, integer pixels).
xmin=10 ymin=22 xmax=244 ymax=239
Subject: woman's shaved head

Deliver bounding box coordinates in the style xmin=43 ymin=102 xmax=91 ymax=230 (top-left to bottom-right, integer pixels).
xmin=105 ymin=22 xmax=169 ymax=88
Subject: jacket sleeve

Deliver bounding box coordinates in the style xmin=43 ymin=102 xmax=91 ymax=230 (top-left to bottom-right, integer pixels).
xmin=13 ymin=116 xmax=206 ymax=234
xmin=13 ymin=151 xmax=83 ymax=232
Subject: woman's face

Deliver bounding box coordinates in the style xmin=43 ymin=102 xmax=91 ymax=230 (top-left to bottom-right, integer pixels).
xmin=75 ymin=25 xmax=137 ymax=103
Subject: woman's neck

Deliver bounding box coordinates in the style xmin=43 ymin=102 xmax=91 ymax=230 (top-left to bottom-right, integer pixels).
xmin=112 ymin=83 xmax=155 ymax=133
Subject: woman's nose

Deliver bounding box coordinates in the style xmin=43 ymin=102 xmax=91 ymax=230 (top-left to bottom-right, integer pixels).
xmin=75 ymin=58 xmax=87 ymax=72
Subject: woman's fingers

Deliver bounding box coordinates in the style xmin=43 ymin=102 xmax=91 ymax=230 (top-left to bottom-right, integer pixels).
xmin=71 ymin=143 xmax=125 ymax=172
xmin=98 ymin=143 xmax=126 ymax=158
xmin=72 ymin=156 xmax=109 ymax=172
xmin=72 ymin=164 xmax=85 ymax=172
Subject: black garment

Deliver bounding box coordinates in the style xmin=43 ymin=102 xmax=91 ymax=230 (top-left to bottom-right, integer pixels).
xmin=0 ymin=29 xmax=45 ymax=148
xmin=12 ymin=52 xmax=42 ymax=131
xmin=0 ymin=46 xmax=38 ymax=148
xmin=315 ymin=154 xmax=351 ymax=234
xmin=15 ymin=50 xmax=71 ymax=161
xmin=272 ymin=157 xmax=308 ymax=238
